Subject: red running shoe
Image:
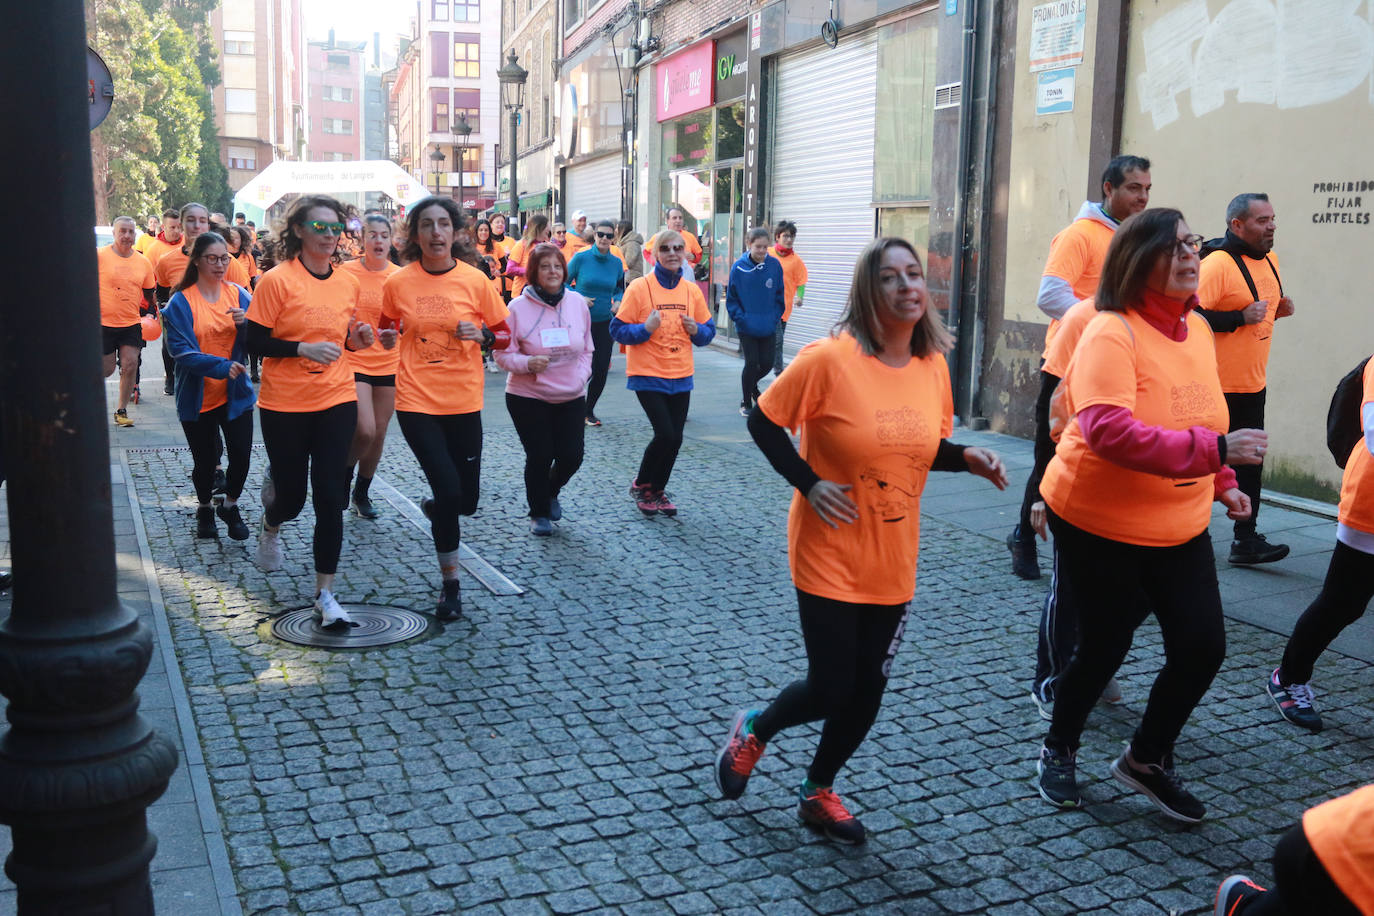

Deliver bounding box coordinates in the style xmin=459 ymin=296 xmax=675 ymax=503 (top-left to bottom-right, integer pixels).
xmin=714 ymin=709 xmax=765 ymax=799
xmin=652 ymin=490 xmax=677 ymax=517
xmin=798 ymin=786 xmax=866 ymax=845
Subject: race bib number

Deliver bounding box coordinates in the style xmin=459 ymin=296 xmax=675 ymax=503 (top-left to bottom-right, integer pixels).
xmin=540 ymin=327 xmax=571 ymax=349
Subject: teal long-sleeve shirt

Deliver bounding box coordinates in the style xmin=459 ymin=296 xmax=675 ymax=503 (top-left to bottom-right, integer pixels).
xmin=566 ymin=247 xmax=626 ymax=322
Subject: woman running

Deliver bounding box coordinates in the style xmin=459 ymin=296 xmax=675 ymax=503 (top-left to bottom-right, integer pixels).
xmin=1034 ymin=208 xmax=1265 ymax=822
xmin=610 ymin=229 xmax=716 ymax=517
xmin=489 ymin=213 xmax=514 ymax=301
xmin=380 ymin=197 xmax=511 ymax=621
xmin=340 ymin=213 xmax=402 ymax=519
xmin=768 ymin=220 xmax=807 ymax=375
xmin=504 ymin=214 xmax=550 ymax=300
xmin=615 ymin=220 xmax=645 ymax=282
xmin=726 ymin=226 xmax=785 ymax=415
xmin=164 ymin=232 xmax=256 ymax=541
xmin=567 ymin=218 xmax=626 ymax=427
xmin=495 ymin=243 xmax=593 ymax=535
xmin=245 ymin=195 xmax=375 ymax=627
xmin=713 ymin=237 xmax=1006 ymax=845
xmin=155 ymin=202 xmax=212 ymax=396
xmin=473 ymin=219 xmax=506 ymax=294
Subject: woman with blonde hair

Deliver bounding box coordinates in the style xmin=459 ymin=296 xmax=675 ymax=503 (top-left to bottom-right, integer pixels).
xmin=504 ymin=214 xmax=550 ymax=299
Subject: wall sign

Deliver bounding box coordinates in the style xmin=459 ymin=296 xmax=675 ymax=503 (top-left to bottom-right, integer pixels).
xmin=715 ymin=28 xmax=749 ymax=101
xmin=1311 ymin=179 xmax=1373 ymax=225
xmin=1029 ymin=0 xmax=1087 ymax=72
xmin=1035 ymin=67 xmax=1076 ymax=115
xmin=656 ymin=41 xmax=715 ymax=122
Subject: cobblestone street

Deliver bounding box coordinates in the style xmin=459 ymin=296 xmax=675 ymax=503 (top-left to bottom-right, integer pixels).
xmin=2 ymin=349 xmax=1372 ymax=915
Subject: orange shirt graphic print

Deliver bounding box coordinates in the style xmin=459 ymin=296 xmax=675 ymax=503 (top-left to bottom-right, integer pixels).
xmin=414 ymin=294 xmax=462 ymax=364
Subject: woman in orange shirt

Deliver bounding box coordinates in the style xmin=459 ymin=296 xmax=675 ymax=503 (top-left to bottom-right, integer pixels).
xmin=503 ymin=215 xmax=550 ymax=299
xmin=712 ymin=238 xmax=1006 ymax=845
xmin=379 ymin=197 xmax=511 ymax=621
xmin=244 ymin=195 xmax=375 ymax=628
xmin=1033 ymin=209 xmax=1266 ymax=822
xmin=340 ymin=214 xmax=402 ymax=520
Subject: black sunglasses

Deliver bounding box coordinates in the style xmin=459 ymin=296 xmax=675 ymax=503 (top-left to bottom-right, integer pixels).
xmin=595 ymin=231 xmax=614 ymax=239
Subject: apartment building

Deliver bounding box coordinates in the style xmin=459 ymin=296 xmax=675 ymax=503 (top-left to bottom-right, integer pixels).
xmin=307 ymin=35 xmax=366 ymax=162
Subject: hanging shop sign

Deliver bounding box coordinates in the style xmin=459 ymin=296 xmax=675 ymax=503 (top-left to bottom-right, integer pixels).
xmin=715 ymin=29 xmax=749 ymax=102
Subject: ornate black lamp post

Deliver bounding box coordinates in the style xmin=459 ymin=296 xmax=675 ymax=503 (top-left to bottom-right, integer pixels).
xmin=0 ymin=2 xmax=178 ymax=912
xmin=497 ymin=49 xmax=528 ymax=232
xmin=429 ymin=147 xmax=446 ymax=196
xmin=455 ymin=112 xmax=473 ymax=212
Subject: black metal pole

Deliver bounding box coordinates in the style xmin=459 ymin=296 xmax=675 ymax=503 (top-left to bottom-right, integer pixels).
xmin=0 ymin=4 xmax=177 ymax=913
xmin=457 ymin=145 xmax=465 ymax=210
xmin=509 ymin=107 xmax=519 ymax=233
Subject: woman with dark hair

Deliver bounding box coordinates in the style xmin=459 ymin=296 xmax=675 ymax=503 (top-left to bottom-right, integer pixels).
xmin=615 ymin=219 xmax=645 ymax=282
xmin=245 ymin=195 xmax=376 ymax=627
xmin=1034 ymin=208 xmax=1266 ymax=822
xmin=233 ymin=225 xmax=260 ymax=289
xmin=164 ymin=232 xmax=256 ymax=540
xmin=340 ymin=213 xmax=402 ymax=519
xmin=473 ymin=219 xmax=506 ymax=294
xmin=713 ymin=237 xmax=1006 ymax=845
xmin=489 ymin=212 xmax=515 ymax=301
xmin=216 ymin=223 xmax=254 ymax=288
xmin=567 ymin=218 xmax=626 ymax=427
xmin=726 ymin=226 xmax=785 ymax=415
xmin=504 ymin=215 xmax=550 ymax=299
xmin=610 ymin=229 xmax=716 ymax=517
xmin=495 ymin=243 xmax=593 ymax=535
xmin=154 ymin=202 xmax=212 ymax=396
xmin=379 ymin=196 xmax=511 ymax=620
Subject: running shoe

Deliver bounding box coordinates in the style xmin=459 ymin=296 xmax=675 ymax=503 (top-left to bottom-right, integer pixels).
xmin=1030 ymin=690 xmax=1054 ymax=722
xmin=652 ymin=491 xmax=677 ymax=518
xmin=260 ymin=467 xmax=276 ymax=513
xmin=739 ymin=401 xmax=751 ymax=417
xmin=1266 ymin=668 xmax=1322 ymax=732
xmin=636 ymin=489 xmax=659 ymax=517
xmin=195 ymin=506 xmax=218 ymax=539
xmin=351 ymin=493 xmax=381 ymax=519
xmin=163 ymin=381 xmax=174 ymax=396
xmin=1109 ymin=750 xmax=1205 ymax=823
xmin=1007 ymin=529 xmax=1041 ymax=580
xmin=314 ymin=589 xmax=353 ymax=627
xmin=114 ymin=408 xmax=134 ymax=428
xmin=628 ymin=477 xmax=648 ymax=497
xmin=585 ymin=414 xmax=602 ymax=427
xmin=255 ymin=521 xmax=283 ymax=571
xmin=548 ymin=495 xmax=563 ymax=522
xmin=1036 ymin=746 xmax=1081 ymax=808
xmin=436 ymin=580 xmax=462 ymax=622
xmin=530 ymin=516 xmax=553 ymax=536
xmin=1215 ymin=875 xmax=1266 ymax=916
xmin=421 ymin=497 xmax=435 ymax=520
xmin=1228 ymin=534 xmax=1290 ymax=565
xmin=1100 ymin=676 xmax=1124 ymax=705
xmin=212 ymin=468 xmax=227 ymax=496
xmin=714 ymin=709 xmax=765 ymax=800
xmin=216 ymin=504 xmax=250 ymax=540
xmin=797 ymin=785 xmax=866 ymax=845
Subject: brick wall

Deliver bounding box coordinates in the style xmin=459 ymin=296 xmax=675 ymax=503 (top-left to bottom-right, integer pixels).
xmin=652 ymin=0 xmax=753 ymax=53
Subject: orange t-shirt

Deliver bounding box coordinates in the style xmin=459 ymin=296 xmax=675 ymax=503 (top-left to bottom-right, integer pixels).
xmin=645 ymin=230 xmax=703 ymax=266
xmin=1041 ymin=298 xmax=1098 ymax=377
xmin=1040 ymin=309 xmax=1228 ymax=547
xmin=507 ymin=239 xmax=535 ymax=297
xmin=251 ymin=259 xmax=361 ymax=413
xmin=1304 ymin=783 xmax=1374 ymax=914
xmin=97 ymin=246 xmax=155 ymax=327
xmin=757 ymin=333 xmax=953 ymax=604
xmin=1338 ymin=357 xmax=1374 ymax=536
xmin=142 ymin=237 xmax=179 ymax=273
xmin=340 ymin=259 xmax=402 ymax=377
xmin=1041 ymin=216 xmax=1115 ymax=351
xmin=133 ymin=232 xmax=156 ymax=255
xmin=380 ymin=261 xmax=510 ymax=414
xmin=154 ymin=247 xmax=192 ymax=291
xmin=182 ymin=281 xmax=243 ymax=413
xmin=225 ymin=255 xmax=251 ymax=288
xmin=237 ymin=249 xmax=260 ymax=279
xmin=1197 ymin=250 xmax=1283 ymax=393
xmin=564 ymin=234 xmax=591 ymax=259
xmin=614 ymin=274 xmax=712 ymax=380
xmin=769 ymin=247 xmax=809 ymax=322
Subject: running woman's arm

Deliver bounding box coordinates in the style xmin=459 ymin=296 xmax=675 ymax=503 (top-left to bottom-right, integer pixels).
xmin=242 ymin=320 xmax=301 ymax=358
xmin=747 ymin=407 xmax=821 ymax=495
xmin=609 ymin=316 xmax=652 ymax=345
xmin=141 ymin=287 xmax=157 ymax=317
xmin=1195 ymin=306 xmax=1247 ymax=333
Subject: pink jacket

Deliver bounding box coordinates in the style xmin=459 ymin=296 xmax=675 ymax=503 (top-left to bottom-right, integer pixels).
xmin=496 ymin=287 xmax=594 ymax=403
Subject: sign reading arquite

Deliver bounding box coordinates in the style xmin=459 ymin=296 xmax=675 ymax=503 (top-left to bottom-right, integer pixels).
xmin=657 ymin=41 xmax=715 ymax=122
xmin=1028 ymin=0 xmax=1087 ymax=73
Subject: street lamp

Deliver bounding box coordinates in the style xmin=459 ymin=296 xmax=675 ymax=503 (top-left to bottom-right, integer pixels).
xmin=429 ymin=147 xmax=445 ymax=196
xmin=455 ymin=111 xmax=473 ymax=213
xmin=497 ymin=49 xmax=528 ymax=231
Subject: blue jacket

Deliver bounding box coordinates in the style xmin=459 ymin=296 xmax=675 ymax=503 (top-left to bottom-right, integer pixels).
xmin=725 ymin=252 xmax=785 ymax=337
xmin=566 ymin=247 xmax=626 ymax=322
xmin=164 ymin=284 xmax=256 ymax=423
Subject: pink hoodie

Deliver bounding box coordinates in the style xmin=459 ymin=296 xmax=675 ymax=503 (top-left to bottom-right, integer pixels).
xmin=496 ymin=287 xmax=594 ymax=403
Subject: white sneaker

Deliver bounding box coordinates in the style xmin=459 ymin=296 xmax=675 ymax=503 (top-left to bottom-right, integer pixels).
xmin=255 ymin=522 xmax=283 ymax=571
xmin=314 ymin=588 xmax=352 ymax=627
xmin=260 ymin=467 xmax=276 ymax=513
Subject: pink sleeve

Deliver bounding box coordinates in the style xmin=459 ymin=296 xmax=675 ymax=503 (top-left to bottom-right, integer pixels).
xmin=1078 ymin=404 xmax=1223 ymax=478
xmin=1213 ymin=465 xmax=1238 ymax=499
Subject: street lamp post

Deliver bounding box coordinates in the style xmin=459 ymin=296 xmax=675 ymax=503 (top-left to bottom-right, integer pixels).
xmin=498 ymin=49 xmax=528 ymax=232
xmin=429 ymin=147 xmax=446 ymax=196
xmin=455 ymin=112 xmax=473 ymax=213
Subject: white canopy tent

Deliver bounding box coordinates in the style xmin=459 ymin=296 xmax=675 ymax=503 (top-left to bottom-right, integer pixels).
xmin=232 ymin=160 xmax=432 ymax=226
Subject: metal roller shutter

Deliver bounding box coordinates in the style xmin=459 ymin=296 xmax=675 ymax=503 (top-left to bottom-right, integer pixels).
xmin=563 ymin=153 xmax=624 ymax=224
xmin=770 ymin=32 xmax=878 ymax=355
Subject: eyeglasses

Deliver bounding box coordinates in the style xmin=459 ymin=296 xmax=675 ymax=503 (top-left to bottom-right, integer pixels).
xmin=658 ymin=244 xmax=686 ymax=253
xmin=595 ymin=232 xmax=614 ymax=239
xmin=1174 ymin=234 xmax=1204 ymax=257
xmin=201 ymin=254 xmax=232 ymax=265
xmin=554 ymin=229 xmax=567 ymax=235
xmin=307 ymin=220 xmax=345 ymax=236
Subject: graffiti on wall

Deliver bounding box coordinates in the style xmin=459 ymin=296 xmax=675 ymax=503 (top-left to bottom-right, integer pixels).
xmin=1136 ymin=0 xmax=1374 ymax=129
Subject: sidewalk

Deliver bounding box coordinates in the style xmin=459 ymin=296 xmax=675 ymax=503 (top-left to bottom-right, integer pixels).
xmin=0 ymin=343 xmax=1367 ymax=916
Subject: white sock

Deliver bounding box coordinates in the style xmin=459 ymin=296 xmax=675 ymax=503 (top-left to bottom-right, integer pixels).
xmin=437 ymin=548 xmax=461 ymax=581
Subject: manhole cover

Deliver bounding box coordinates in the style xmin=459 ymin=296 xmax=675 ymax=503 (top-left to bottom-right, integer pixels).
xmin=270 ymin=604 xmax=433 ymax=648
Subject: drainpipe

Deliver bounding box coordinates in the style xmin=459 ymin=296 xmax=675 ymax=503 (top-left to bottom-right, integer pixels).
xmin=948 ymin=0 xmax=984 ymax=427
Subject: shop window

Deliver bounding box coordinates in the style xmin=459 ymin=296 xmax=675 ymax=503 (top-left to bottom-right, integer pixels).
xmin=874 ymin=15 xmax=937 ymax=204
xmin=661 ymin=109 xmax=714 ymax=173
xmin=453 ymin=35 xmax=480 ymax=78
xmin=715 ymin=102 xmax=745 ymax=162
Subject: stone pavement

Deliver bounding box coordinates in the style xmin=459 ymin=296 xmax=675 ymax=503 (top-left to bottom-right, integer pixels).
xmin=1 ymin=343 xmax=1372 ymax=915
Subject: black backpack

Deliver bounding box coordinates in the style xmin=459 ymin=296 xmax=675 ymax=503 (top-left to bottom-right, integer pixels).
xmin=1327 ymin=357 xmax=1371 ymax=468
xmin=1199 ymin=238 xmax=1283 ymax=303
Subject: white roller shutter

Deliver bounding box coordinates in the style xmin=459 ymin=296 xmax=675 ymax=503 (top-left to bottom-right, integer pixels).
xmin=564 ymin=153 xmax=624 ymax=224
xmin=770 ymin=32 xmax=878 ymax=354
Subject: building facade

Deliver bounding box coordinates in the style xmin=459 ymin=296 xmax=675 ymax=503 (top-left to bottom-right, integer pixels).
xmin=210 ymin=0 xmax=308 ymax=194
xmin=306 ymin=36 xmax=365 ymax=162
xmin=497 ymin=0 xmax=559 ymax=226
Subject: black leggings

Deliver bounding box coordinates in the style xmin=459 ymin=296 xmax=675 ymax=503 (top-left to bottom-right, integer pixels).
xmin=1045 ymin=510 xmax=1226 ymax=764
xmin=752 ymin=590 xmax=910 ymax=787
xmin=506 ymin=393 xmax=585 ymax=517
xmin=1226 ymin=389 xmax=1267 ymax=538
xmin=398 ymin=411 xmax=482 ymax=553
xmin=1240 ymin=821 xmax=1359 ymax=915
xmin=1280 ymin=540 xmax=1374 ymax=685
xmin=635 ymin=390 xmax=690 ymax=490
xmin=181 ymin=405 xmax=253 ymax=504
xmin=739 ymin=333 xmax=775 ymax=406
xmin=1016 ymin=369 xmax=1058 ymax=540
xmin=585 ymin=320 xmax=612 ymax=417
xmin=259 ymin=402 xmax=357 ymax=575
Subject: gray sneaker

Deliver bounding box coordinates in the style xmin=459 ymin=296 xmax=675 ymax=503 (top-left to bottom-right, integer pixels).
xmin=255 ymin=521 xmax=284 ymax=571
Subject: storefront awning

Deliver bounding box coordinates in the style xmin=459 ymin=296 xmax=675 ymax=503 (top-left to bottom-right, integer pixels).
xmin=491 ymin=191 xmax=552 ymax=214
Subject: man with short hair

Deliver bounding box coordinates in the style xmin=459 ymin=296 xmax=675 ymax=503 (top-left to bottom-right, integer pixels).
xmin=234 ymin=211 xmax=247 ymax=225
xmin=1197 ymin=192 xmax=1295 ymax=565
xmin=98 ymin=217 xmax=156 ymax=427
xmin=1008 ymin=154 xmax=1152 ymax=580
xmin=644 ymin=207 xmax=703 ymax=271
xmin=141 ymin=208 xmax=182 ymax=269
xmin=565 ymin=209 xmax=591 ymax=257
